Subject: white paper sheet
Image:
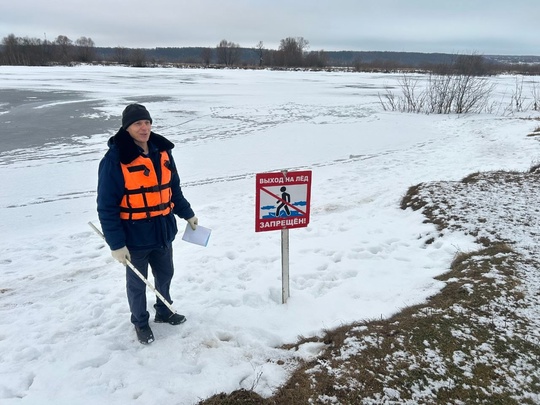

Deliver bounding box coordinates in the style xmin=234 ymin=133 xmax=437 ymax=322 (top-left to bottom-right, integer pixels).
xmin=181 ymin=223 xmax=211 ymax=247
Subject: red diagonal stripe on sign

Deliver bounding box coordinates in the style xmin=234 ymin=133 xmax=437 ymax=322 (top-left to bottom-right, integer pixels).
xmin=261 ymin=186 xmax=307 ymax=216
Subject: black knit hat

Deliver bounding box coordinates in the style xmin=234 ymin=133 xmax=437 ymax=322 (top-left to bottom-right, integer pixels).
xmin=122 ymin=103 xmax=152 ymax=130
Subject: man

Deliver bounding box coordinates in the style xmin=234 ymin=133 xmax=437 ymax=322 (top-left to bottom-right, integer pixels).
xmin=97 ymin=103 xmax=198 ymax=344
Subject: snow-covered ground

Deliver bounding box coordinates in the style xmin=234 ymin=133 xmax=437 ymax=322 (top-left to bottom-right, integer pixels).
xmin=0 ymin=66 xmax=539 ymax=404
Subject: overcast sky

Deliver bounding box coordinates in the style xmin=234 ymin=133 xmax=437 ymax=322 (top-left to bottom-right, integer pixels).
xmin=3 ymin=0 xmax=538 ymax=55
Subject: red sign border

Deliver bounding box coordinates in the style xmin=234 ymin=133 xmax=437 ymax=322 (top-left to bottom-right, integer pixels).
xmin=255 ymin=170 xmax=312 ymax=232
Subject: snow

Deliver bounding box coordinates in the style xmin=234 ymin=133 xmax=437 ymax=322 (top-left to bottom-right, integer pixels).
xmin=0 ymin=66 xmax=539 ymax=404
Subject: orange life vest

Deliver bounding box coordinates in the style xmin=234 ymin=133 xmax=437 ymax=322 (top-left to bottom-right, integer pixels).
xmin=119 ymin=151 xmax=174 ymax=220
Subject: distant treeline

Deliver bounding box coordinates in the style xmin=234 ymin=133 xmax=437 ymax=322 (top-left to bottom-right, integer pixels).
xmin=2 ymin=33 xmax=540 ymax=75
xmin=103 ymin=46 xmax=461 ymax=68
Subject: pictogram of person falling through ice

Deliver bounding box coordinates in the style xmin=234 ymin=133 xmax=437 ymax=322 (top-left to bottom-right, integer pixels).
xmin=276 ymin=186 xmax=291 ymax=217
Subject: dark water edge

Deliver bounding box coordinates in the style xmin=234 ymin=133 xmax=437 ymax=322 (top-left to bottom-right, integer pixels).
xmin=0 ymin=89 xmax=116 ymax=153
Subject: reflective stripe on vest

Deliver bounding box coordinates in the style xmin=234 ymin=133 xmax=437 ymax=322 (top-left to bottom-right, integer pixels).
xmin=119 ymin=151 xmax=174 ymax=220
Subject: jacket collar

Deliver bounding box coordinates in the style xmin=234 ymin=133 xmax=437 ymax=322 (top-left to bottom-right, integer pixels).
xmin=109 ymin=127 xmax=175 ymax=164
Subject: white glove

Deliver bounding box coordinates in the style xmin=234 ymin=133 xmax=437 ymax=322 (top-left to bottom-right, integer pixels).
xmin=187 ymin=216 xmax=198 ymax=230
xmin=111 ymin=246 xmax=131 ymax=265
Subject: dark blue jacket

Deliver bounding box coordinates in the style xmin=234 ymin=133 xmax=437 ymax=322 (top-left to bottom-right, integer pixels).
xmin=97 ymin=128 xmax=195 ymax=251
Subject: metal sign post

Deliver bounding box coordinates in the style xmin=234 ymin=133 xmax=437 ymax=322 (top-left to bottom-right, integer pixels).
xmin=281 ymin=228 xmax=290 ymax=304
xmin=255 ymin=169 xmax=312 ymax=304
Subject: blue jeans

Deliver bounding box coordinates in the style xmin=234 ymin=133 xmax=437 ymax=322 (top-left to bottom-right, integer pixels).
xmin=126 ymin=244 xmax=175 ymax=328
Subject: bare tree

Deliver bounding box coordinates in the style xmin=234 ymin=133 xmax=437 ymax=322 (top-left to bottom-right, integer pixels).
xmin=19 ymin=36 xmax=45 ymax=65
xmin=200 ymin=47 xmax=213 ymax=66
xmin=75 ymin=36 xmax=95 ymax=62
xmin=215 ymin=39 xmax=228 ymax=65
xmin=304 ymin=50 xmax=327 ymax=68
xmin=129 ymin=48 xmax=147 ymax=67
xmin=2 ymin=34 xmax=23 ymax=65
xmin=278 ymin=36 xmax=309 ymax=67
xmin=1 ymin=34 xmax=49 ymax=65
xmin=255 ymin=41 xmax=264 ymax=67
xmin=54 ymin=35 xmax=73 ymax=64
xmin=216 ymin=39 xmax=241 ymax=66
xmin=454 ymin=53 xmax=489 ymax=76
xmin=113 ymin=46 xmax=130 ymax=64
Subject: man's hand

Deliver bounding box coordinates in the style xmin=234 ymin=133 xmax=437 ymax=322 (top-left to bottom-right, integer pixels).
xmin=111 ymin=246 xmax=131 ymax=265
xmin=187 ymin=216 xmax=198 ymax=230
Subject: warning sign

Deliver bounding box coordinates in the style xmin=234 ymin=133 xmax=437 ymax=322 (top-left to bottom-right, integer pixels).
xmin=255 ymin=170 xmax=312 ymax=232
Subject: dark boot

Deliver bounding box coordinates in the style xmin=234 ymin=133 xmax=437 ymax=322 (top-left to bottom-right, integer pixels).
xmin=154 ymin=312 xmax=186 ymax=325
xmin=135 ymin=325 xmax=154 ymax=344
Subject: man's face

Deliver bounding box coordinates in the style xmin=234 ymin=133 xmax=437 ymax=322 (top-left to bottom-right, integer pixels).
xmin=126 ymin=120 xmax=151 ymax=145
